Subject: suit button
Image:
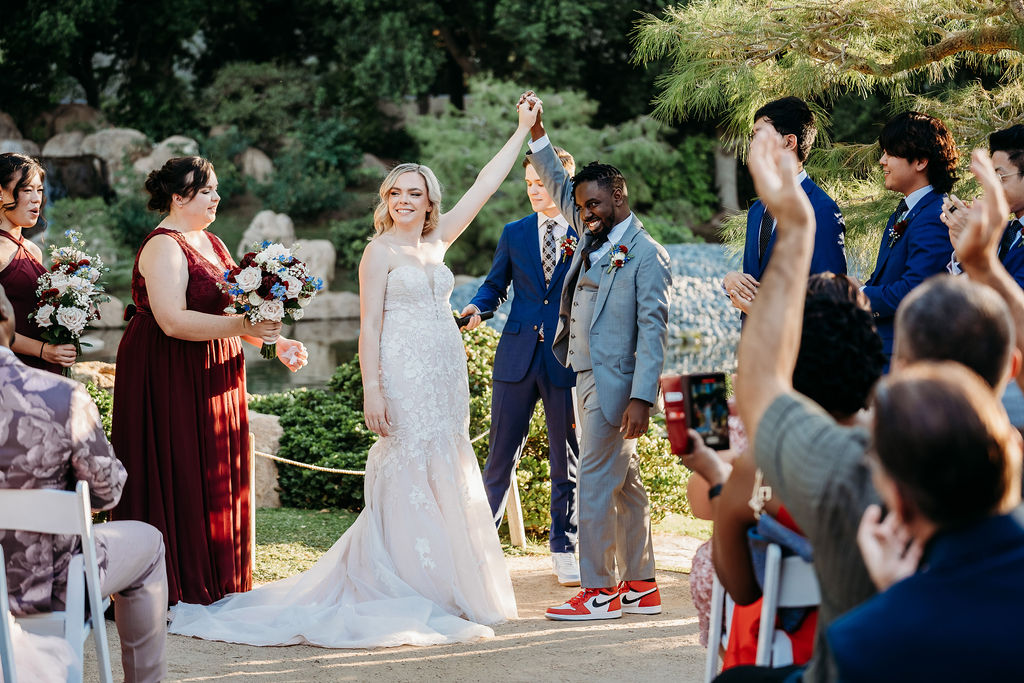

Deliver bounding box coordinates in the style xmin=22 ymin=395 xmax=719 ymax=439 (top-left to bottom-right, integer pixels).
xmin=574 ymin=301 xmax=578 ymax=307
xmin=533 ymin=325 xmax=538 ymax=331
xmin=873 ymin=312 xmax=880 ymax=318
xmin=543 ymin=299 xmax=549 ymax=305
xmin=571 ymin=334 xmax=575 ymax=339
xmin=571 ymin=318 xmax=576 ymax=323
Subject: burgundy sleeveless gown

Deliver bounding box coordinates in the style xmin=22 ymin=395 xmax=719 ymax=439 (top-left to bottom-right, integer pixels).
xmin=111 ymin=227 xmax=251 ymax=605
xmin=0 ymin=230 xmax=61 ymax=374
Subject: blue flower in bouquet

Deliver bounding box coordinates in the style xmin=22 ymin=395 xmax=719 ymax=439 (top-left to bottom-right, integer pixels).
xmin=270 ymin=282 xmax=288 ymax=300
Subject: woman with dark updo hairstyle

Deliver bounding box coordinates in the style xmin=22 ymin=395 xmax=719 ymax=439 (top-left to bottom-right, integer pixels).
xmin=0 ymin=152 xmax=76 ymax=373
xmin=111 ymin=156 xmax=308 ymax=605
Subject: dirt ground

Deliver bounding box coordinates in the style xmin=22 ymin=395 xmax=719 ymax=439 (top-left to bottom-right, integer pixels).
xmin=87 ymin=534 xmax=708 ymax=682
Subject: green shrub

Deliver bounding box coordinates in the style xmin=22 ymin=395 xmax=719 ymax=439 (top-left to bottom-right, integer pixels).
xmin=84 ymin=381 xmax=113 ymax=439
xmin=46 ymin=197 xmax=135 ymax=293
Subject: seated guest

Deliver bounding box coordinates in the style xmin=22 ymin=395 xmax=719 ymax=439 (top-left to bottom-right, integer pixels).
xmin=0 ymin=284 xmax=168 ymax=683
xmin=722 ymin=97 xmax=847 ymax=315
xmin=828 ymin=362 xmax=1024 ymax=682
xmin=862 ymin=111 xmax=958 ymax=365
xmin=716 ymin=132 xmax=1024 ymax=683
xmin=683 ymin=272 xmax=885 ymax=669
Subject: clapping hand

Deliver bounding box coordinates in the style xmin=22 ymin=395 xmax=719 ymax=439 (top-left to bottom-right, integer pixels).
xmin=275 ymin=337 xmax=308 ymax=372
xmin=747 ymin=127 xmax=814 ymax=240
xmin=956 ymin=149 xmax=1012 ymax=275
xmin=940 ymin=193 xmax=973 ymax=251
xmin=856 ymin=503 xmax=924 ymax=591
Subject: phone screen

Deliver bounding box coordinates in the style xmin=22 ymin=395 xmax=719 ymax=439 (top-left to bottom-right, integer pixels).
xmin=687 ymin=373 xmax=730 ymax=450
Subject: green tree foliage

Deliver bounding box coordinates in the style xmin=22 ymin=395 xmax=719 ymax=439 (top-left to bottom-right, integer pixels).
xmin=401 ymin=77 xmax=709 ymax=274
xmin=635 ymin=0 xmax=1024 ymax=275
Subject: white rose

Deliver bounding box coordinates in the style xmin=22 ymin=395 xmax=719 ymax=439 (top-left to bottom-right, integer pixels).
xmin=66 ymin=276 xmax=91 ymax=293
xmin=235 ymin=266 xmax=263 ymax=292
xmin=258 ymin=299 xmax=285 ymax=322
xmin=55 ymin=306 xmax=88 ymax=335
xmin=248 ymin=292 xmax=264 ymax=306
xmin=282 ymin=275 xmax=302 ymax=299
xmin=87 ymin=267 xmax=101 ymax=283
xmin=49 ymin=273 xmax=70 ymax=294
xmin=291 ymin=307 xmax=304 ymax=321
xmin=255 ymin=243 xmax=290 ymax=266
xmin=35 ymin=304 xmax=55 ymax=327
xmin=298 ymin=296 xmax=312 ymax=308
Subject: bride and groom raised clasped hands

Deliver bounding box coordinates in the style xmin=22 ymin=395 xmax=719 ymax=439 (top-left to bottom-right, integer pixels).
xmin=169 ymin=91 xmax=671 ymax=647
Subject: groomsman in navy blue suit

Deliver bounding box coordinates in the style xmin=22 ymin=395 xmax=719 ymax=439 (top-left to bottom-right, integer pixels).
xmin=460 ymin=148 xmax=582 ymax=586
xmin=722 ymin=97 xmax=847 ymax=314
xmin=863 ymin=111 xmax=958 ymax=362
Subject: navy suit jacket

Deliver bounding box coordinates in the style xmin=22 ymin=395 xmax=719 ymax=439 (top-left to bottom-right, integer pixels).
xmin=742 ymin=175 xmax=847 ymax=281
xmin=828 ymin=507 xmax=1024 ymax=682
xmin=1000 ymin=221 xmax=1024 ymax=290
xmin=470 ymin=214 xmax=577 ymax=388
xmin=863 ymin=189 xmax=951 ymax=356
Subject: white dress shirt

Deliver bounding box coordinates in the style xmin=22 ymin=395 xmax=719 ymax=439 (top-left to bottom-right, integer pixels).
xmin=587 ymin=214 xmax=634 ymax=267
xmin=537 ymin=212 xmax=569 ymax=260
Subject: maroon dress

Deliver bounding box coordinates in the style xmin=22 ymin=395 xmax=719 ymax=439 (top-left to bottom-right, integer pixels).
xmin=0 ymin=230 xmax=61 ymax=374
xmin=111 ymin=227 xmax=251 ymax=605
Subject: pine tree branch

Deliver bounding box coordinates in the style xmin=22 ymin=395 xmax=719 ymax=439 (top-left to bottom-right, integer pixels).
xmin=840 ymin=26 xmax=1018 ymax=76
xmin=1008 ymin=0 xmax=1024 ymax=24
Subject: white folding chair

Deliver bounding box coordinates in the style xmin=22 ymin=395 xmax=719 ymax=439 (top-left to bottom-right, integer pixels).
xmin=0 ymin=481 xmax=113 ymax=683
xmin=704 ymin=573 xmax=727 ymax=683
xmin=755 ymin=543 xmax=821 ymax=666
xmin=1 ymin=546 xmax=17 ymax=683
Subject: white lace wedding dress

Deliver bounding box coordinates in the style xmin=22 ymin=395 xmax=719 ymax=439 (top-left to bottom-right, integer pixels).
xmin=169 ymin=263 xmax=518 ymax=647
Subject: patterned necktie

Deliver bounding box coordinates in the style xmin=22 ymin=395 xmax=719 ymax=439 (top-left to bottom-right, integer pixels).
xmin=999 ymin=219 xmax=1022 ymax=261
xmin=581 ymin=230 xmax=609 ymax=269
xmin=541 ymin=219 xmax=558 ymax=285
xmin=890 ymin=198 xmax=909 ymax=228
xmin=758 ymin=207 xmax=774 ymax=261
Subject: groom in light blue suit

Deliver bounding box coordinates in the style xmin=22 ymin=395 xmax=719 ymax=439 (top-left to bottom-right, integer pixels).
xmin=520 ymin=94 xmax=672 ymax=621
xmin=461 ymin=149 xmax=582 ymax=586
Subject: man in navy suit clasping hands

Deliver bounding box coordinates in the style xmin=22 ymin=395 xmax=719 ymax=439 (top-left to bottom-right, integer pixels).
xmin=460 ymin=148 xmax=582 ymax=586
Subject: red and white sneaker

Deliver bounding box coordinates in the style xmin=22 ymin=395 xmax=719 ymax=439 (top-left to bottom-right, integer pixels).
xmin=545 ymin=587 xmax=621 ymax=621
xmin=618 ymin=579 xmax=662 ymax=615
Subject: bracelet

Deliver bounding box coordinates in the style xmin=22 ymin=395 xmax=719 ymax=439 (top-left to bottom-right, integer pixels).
xmin=39 ymin=341 xmax=45 ymax=359
xmin=708 ymin=483 xmax=724 ymax=501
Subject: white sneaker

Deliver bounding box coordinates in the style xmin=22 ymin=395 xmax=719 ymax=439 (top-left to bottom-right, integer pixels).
xmin=552 ymin=552 xmax=581 ymax=586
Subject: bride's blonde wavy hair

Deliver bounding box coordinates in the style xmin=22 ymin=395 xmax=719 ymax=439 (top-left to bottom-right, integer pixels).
xmin=372 ymin=163 xmax=443 ymax=238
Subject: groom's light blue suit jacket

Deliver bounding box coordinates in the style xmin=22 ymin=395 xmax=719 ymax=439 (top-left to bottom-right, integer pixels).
xmin=529 ymin=142 xmax=672 ymax=425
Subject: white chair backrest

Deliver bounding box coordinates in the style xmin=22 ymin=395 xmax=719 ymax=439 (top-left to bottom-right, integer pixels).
xmin=0 ymin=481 xmax=112 ymax=683
xmin=755 ymin=543 xmax=821 ymax=666
xmin=0 ymin=546 xmax=17 ymax=683
xmin=704 ymin=573 xmax=727 ymax=683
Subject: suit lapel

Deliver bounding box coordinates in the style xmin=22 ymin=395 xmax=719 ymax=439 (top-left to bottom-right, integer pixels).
xmin=523 ymin=215 xmax=548 ymax=290
xmin=591 ymin=217 xmax=642 ymax=329
xmin=869 ymin=190 xmax=940 ymax=283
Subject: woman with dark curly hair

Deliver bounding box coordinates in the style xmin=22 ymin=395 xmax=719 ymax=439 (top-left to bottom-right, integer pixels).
xmin=684 ymin=272 xmax=885 ymax=669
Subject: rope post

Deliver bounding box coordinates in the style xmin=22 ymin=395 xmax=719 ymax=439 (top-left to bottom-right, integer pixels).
xmin=249 ymin=432 xmax=256 ymax=577
xmin=506 ymin=472 xmax=527 ymax=548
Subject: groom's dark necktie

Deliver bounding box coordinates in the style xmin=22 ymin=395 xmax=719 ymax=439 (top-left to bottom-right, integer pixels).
xmin=888 ymin=198 xmax=909 ymax=230
xmin=581 ymin=230 xmax=610 ymax=270
xmin=758 ymin=207 xmax=774 ymax=261
xmin=998 ymin=219 xmax=1022 ymax=261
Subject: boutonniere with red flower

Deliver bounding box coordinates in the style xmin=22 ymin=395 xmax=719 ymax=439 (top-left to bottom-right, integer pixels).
xmin=607 ymin=244 xmax=633 ymax=273
xmin=560 ymin=235 xmax=578 ymax=263
xmin=887 ymin=218 xmax=909 ymax=248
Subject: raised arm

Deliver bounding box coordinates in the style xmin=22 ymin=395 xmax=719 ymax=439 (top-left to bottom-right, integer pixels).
xmin=735 ymin=129 xmax=816 ymax=448
xmin=956 ymin=149 xmax=1024 ymax=392
xmin=436 ymin=102 xmax=538 ymax=245
xmin=523 ymin=95 xmax=580 ymax=230
xmin=358 ymin=240 xmax=391 ymax=436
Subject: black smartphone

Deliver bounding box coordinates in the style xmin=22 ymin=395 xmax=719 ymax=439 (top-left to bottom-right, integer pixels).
xmin=684 ymin=372 xmax=730 ymax=450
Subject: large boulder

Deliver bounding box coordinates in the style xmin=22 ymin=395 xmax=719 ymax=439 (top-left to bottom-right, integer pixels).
xmin=80 ymin=128 xmax=151 ymax=185
xmin=292 ymin=239 xmax=336 ymax=287
xmin=0 ymin=112 xmax=21 ymax=140
xmin=248 ymin=412 xmax=283 ymax=508
xmin=0 ymin=139 xmax=41 ymax=156
xmin=93 ymin=295 xmax=126 ymax=329
xmin=70 ymin=360 xmax=116 ymax=391
xmin=45 ymin=104 xmax=106 ymax=137
xmin=42 ymin=131 xmax=86 ymax=158
xmin=132 ymin=135 xmax=200 ymax=176
xmin=301 ymin=291 xmax=360 ymax=320
xmin=237 ymin=210 xmax=295 ymax=258
xmin=236 ymin=147 xmax=274 ymax=183
xmin=360 ymin=153 xmax=390 ymax=176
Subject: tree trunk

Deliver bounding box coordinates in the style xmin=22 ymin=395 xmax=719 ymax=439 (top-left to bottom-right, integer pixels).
xmin=714 ymin=129 xmax=740 ymax=213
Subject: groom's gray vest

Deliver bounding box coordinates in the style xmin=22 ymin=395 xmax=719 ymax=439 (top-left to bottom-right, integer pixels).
xmin=565 ymin=262 xmax=601 ymax=372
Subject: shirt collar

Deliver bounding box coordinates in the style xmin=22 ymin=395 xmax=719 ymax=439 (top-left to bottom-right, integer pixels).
xmin=604 ymin=212 xmax=634 ymax=246
xmin=795 ymin=169 xmax=808 ymax=184
xmin=904 ymin=184 xmax=934 ymax=213
xmin=538 ymin=212 xmax=569 ymax=232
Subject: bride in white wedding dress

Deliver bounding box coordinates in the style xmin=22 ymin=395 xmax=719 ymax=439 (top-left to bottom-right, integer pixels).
xmin=168 ymin=101 xmax=540 ymax=648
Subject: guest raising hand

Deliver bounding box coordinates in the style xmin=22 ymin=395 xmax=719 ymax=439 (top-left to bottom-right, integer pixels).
xmin=112 ymin=156 xmax=308 ymax=606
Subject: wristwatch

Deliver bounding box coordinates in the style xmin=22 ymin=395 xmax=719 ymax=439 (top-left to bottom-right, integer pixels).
xmin=708 ymin=483 xmax=724 ymax=501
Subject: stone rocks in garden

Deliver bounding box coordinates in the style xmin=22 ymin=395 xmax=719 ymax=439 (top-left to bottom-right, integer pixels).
xmin=360 ymin=153 xmax=389 ymax=176
xmin=0 ymin=139 xmax=41 ymax=156
xmin=80 ymin=128 xmax=151 ymax=186
xmin=132 ymin=135 xmax=200 ymax=176
xmin=208 ymin=124 xmax=232 ymax=138
xmin=301 ymin=291 xmax=360 ymax=320
xmin=93 ymin=295 xmax=126 ymax=329
xmin=292 ymin=239 xmax=336 ymax=287
xmin=0 ymin=112 xmax=21 ymax=140
xmin=248 ymin=412 xmax=283 ymax=509
xmin=237 ymin=210 xmax=295 ymax=258
xmin=45 ymin=104 xmax=107 ymax=137
xmin=236 ymin=147 xmax=274 ymax=183
xmin=70 ymin=360 xmax=116 ymax=391
xmin=42 ymin=131 xmax=86 ymax=158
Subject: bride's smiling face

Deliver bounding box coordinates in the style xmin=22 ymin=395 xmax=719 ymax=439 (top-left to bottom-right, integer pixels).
xmin=388 ymin=171 xmax=429 ymax=229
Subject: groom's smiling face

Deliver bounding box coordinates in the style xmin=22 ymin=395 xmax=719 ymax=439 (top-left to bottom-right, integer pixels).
xmin=574 ymin=180 xmax=622 ymax=237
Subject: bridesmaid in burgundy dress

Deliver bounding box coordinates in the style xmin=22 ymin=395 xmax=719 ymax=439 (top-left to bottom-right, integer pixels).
xmin=0 ymin=153 xmax=76 ymax=373
xmin=112 ymin=156 xmax=308 ymax=605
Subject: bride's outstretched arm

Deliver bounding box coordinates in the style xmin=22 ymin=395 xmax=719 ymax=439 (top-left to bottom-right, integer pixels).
xmin=358 ymin=240 xmax=391 ymax=436
xmin=435 ymin=100 xmax=540 ymax=245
